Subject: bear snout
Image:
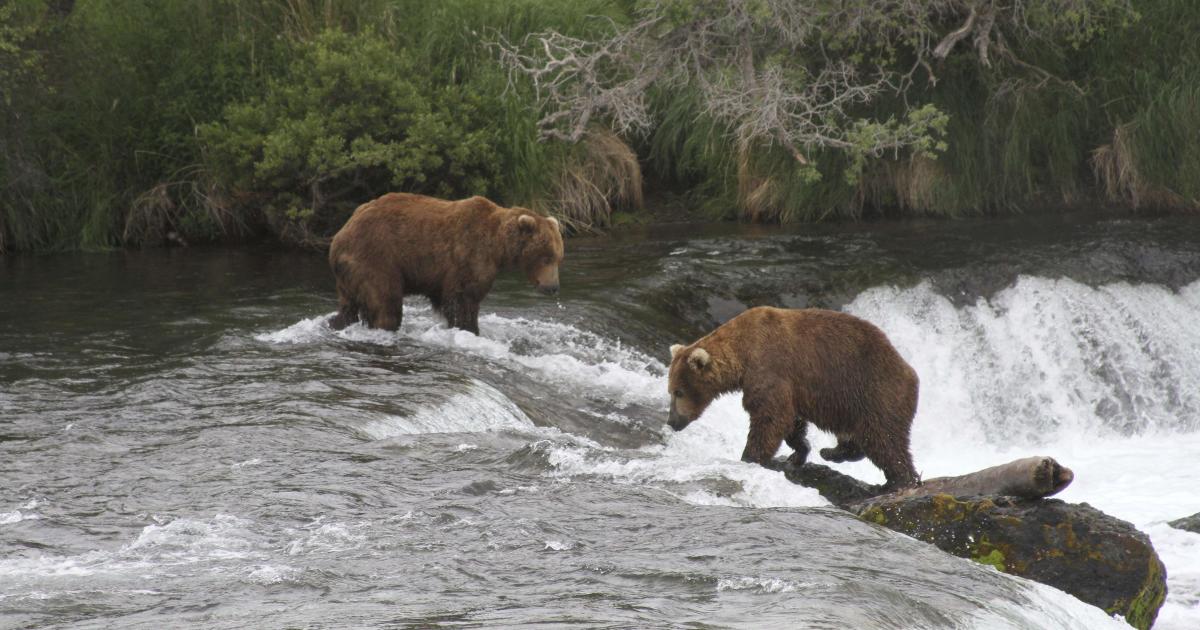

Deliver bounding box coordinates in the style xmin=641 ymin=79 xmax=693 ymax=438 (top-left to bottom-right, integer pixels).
xmin=667 ymin=405 xmax=691 ymax=431
xmin=537 ymin=283 xmax=559 ymax=296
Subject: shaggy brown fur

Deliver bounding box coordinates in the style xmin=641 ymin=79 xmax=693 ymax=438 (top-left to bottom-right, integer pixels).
xmin=667 ymin=306 xmax=920 ymax=489
xmin=328 ymin=193 xmax=564 ymax=334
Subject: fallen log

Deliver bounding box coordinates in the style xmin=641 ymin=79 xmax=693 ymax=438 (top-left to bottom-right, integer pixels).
xmin=894 ymin=456 xmax=1074 ymax=500
xmin=782 ymin=457 xmax=1167 ymax=629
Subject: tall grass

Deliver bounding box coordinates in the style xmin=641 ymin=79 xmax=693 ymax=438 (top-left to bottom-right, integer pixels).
xmin=2 ymin=0 xmax=1199 ymax=251
xmin=0 ymin=0 xmax=630 ymax=251
xmin=639 ymin=0 xmax=1199 ymax=222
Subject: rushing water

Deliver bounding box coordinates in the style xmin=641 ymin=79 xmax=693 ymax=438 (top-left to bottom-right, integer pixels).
xmin=2 ymin=213 xmax=1199 ymax=629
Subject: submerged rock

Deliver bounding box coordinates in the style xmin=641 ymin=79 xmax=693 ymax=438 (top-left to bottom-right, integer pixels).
xmin=782 ymin=460 xmax=1167 ymax=629
xmin=1168 ymin=512 xmax=1200 ymax=534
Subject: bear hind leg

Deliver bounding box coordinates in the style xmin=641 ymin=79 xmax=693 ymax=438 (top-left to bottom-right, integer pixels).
xmin=784 ymin=418 xmax=810 ymax=467
xmin=330 ymin=291 xmax=359 ymax=330
xmin=363 ymin=284 xmax=404 ymax=332
xmin=820 ymin=437 xmax=867 ymax=463
xmin=860 ymin=421 xmax=919 ymax=490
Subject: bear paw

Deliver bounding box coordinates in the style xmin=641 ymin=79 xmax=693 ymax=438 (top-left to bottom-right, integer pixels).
xmin=819 ymin=443 xmax=866 ymax=463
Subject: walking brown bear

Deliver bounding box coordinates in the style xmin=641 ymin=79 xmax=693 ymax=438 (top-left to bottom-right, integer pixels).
xmin=328 ymin=193 xmax=564 ymax=334
xmin=667 ymin=306 xmax=921 ymax=489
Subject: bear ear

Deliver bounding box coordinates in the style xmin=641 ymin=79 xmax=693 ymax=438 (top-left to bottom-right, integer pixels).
xmin=518 ymin=214 xmax=538 ymax=232
xmin=670 ymin=343 xmax=684 ymax=359
xmin=688 ymin=347 xmax=711 ymax=370
xmin=548 ymin=216 xmax=560 ymax=231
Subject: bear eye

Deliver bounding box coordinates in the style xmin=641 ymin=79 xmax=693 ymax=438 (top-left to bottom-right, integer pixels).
xmin=673 ymin=389 xmax=682 ymax=398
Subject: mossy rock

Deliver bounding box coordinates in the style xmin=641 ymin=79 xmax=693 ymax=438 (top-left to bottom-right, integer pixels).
xmin=780 ymin=462 xmax=1167 ymax=628
xmin=854 ymin=494 xmax=1166 ymax=630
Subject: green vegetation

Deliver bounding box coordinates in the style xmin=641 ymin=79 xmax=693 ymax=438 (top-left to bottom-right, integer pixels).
xmin=1 ymin=0 xmax=1198 ymax=252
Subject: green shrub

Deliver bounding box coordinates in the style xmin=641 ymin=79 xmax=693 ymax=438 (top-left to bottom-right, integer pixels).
xmin=201 ymin=28 xmax=501 ymax=244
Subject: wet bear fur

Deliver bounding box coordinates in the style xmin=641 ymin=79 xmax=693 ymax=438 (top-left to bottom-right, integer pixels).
xmin=667 ymin=306 xmax=921 ymax=489
xmin=328 ymin=193 xmax=564 ymax=334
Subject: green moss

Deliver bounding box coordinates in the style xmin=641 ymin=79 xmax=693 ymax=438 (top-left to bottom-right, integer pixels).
xmin=973 ymin=548 xmax=1007 ymax=572
xmin=860 ymin=506 xmax=888 ymax=526
xmin=1112 ymin=555 xmax=1167 ymax=630
xmin=930 ymin=494 xmax=970 ymax=522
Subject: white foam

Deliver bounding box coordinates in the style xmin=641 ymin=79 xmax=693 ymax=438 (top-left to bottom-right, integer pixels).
xmin=716 ymin=576 xmax=806 ymax=593
xmin=1 ymin=498 xmax=44 ymax=525
xmin=418 ymin=313 xmax=667 ymax=405
xmin=357 ymin=380 xmax=534 ymax=439
xmin=254 ymin=314 xmax=331 ymax=344
xmin=286 ymin=521 xmax=365 ymax=556
xmin=0 ymin=514 xmax=265 ymax=580
xmin=0 ymin=510 xmax=39 ymax=525
xmin=547 ymin=394 xmax=824 ymax=509
xmin=126 ymin=514 xmax=259 ymax=562
xmin=245 ymin=564 xmax=302 ymax=585
xmin=845 ymin=278 xmax=1200 ymax=629
xmin=257 ymin=306 xmax=667 ymax=406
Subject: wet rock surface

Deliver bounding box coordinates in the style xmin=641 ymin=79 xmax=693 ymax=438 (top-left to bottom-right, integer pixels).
xmin=1168 ymin=512 xmax=1200 ymax=534
xmin=783 ymin=460 xmax=1168 ymax=629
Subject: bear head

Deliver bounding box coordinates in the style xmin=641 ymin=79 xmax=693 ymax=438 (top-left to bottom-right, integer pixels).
xmin=513 ymin=212 xmax=564 ymax=295
xmin=666 ymin=343 xmax=719 ymax=431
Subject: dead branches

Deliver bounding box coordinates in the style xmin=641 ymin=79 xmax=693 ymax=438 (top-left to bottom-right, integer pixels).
xmin=495 ymin=0 xmax=1133 ymax=164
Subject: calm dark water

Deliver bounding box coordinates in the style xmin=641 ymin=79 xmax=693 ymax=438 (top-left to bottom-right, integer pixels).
xmin=3 ymin=213 xmax=1200 ymax=629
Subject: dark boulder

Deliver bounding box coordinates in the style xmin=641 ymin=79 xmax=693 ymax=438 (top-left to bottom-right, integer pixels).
xmin=782 ymin=459 xmax=1167 ymax=629
xmin=857 ymin=493 xmax=1166 ymax=630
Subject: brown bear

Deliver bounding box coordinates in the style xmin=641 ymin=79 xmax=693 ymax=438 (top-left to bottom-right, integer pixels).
xmin=667 ymin=306 xmax=920 ymax=489
xmin=328 ymin=192 xmax=564 ymax=334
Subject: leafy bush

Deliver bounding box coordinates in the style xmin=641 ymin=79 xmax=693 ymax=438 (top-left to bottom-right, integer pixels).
xmin=201 ymin=28 xmax=501 ymax=244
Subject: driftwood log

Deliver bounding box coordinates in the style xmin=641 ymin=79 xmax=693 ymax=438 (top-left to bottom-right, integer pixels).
xmin=782 ymin=456 xmax=1167 ymax=629
xmin=890 ymin=456 xmax=1074 ymax=501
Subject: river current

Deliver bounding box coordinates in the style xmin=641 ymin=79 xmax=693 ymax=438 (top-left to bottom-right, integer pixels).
xmin=1 ymin=213 xmax=1198 ymax=628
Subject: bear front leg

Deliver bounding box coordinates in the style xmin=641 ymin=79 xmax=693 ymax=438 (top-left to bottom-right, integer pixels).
xmin=457 ymin=300 xmax=480 ymax=335
xmin=741 ymin=414 xmax=791 ymax=468
xmin=740 ymin=388 xmax=794 ymax=469
xmin=438 ymin=292 xmax=481 ymax=334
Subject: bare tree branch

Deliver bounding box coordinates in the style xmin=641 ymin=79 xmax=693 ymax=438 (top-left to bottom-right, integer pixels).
xmin=494 ymin=0 xmax=1131 ymax=164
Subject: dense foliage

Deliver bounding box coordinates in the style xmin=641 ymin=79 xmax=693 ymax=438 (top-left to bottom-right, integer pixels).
xmin=0 ymin=0 xmax=1197 ymax=252
xmin=200 ymin=29 xmax=501 ymax=243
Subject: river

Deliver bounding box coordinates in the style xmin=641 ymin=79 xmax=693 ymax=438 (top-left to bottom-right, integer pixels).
xmin=1 ymin=213 xmax=1197 ymax=628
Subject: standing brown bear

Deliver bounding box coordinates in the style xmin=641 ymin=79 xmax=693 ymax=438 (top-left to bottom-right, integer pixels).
xmin=667 ymin=306 xmax=920 ymax=489
xmin=328 ymin=193 xmax=564 ymax=334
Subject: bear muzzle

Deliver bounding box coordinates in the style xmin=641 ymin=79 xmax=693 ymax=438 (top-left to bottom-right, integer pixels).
xmin=531 ymin=264 xmax=560 ymax=295
xmin=667 ymin=402 xmax=693 ymax=432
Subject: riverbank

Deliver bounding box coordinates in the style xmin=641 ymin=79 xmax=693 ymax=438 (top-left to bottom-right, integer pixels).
xmin=2 ymin=0 xmax=1198 ymax=253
